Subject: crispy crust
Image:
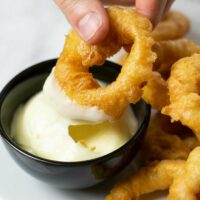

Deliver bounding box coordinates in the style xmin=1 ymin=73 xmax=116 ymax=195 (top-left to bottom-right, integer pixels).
xmin=168 ymin=147 xmax=200 ymax=200
xmin=106 ymin=147 xmax=200 ymax=200
xmin=142 ymin=72 xmax=169 ymax=110
xmin=162 ymin=54 xmax=200 ymax=139
xmin=153 ymin=39 xmax=200 ymax=79
xmin=143 ymin=113 xmax=199 ymax=161
xmin=152 ymin=11 xmax=190 ymax=41
xmin=106 ymin=160 xmax=185 ymax=200
xmin=119 ymin=39 xmax=200 ymax=110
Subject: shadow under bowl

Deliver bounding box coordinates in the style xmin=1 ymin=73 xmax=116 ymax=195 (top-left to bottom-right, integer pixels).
xmin=0 ymin=59 xmax=151 ymax=189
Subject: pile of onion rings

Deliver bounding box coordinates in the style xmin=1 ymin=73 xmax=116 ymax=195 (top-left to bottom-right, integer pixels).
xmin=106 ymin=147 xmax=200 ymax=200
xmin=104 ymin=7 xmax=200 ymax=200
xmin=54 ymin=5 xmax=200 ymax=199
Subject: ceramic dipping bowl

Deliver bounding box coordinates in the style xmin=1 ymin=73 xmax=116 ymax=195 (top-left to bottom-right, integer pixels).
xmin=0 ymin=59 xmax=151 ymax=189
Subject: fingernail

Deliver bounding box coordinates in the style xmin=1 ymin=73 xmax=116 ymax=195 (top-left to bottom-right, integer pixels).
xmin=78 ymin=12 xmax=102 ymax=41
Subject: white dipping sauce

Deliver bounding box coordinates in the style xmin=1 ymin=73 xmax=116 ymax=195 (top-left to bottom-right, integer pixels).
xmin=11 ymin=91 xmax=138 ymax=162
xmin=11 ymin=70 xmax=138 ymax=162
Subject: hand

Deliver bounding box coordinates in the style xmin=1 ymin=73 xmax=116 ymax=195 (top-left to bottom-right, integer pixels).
xmin=54 ymin=0 xmax=174 ymax=44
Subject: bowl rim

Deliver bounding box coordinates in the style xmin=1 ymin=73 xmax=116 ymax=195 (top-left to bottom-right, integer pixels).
xmin=0 ymin=59 xmax=151 ymax=166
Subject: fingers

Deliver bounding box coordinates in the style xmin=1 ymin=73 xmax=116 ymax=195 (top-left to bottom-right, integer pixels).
xmin=164 ymin=0 xmax=175 ymax=13
xmin=103 ymin=0 xmax=174 ymax=26
xmin=55 ymin=0 xmax=174 ymax=44
xmin=103 ymin=0 xmax=174 ymax=25
xmin=136 ymin=0 xmax=168 ymax=26
xmin=54 ymin=0 xmax=109 ymax=44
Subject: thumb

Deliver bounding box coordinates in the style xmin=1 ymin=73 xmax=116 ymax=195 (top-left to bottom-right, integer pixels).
xmin=54 ymin=0 xmax=109 ymax=44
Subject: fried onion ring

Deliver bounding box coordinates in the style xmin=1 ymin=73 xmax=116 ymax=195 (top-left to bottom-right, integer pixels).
xmin=54 ymin=7 xmax=155 ymax=120
xmin=106 ymin=147 xmax=200 ymax=200
xmin=116 ymin=53 xmax=169 ymax=110
xmin=123 ymin=39 xmax=200 ymax=79
xmin=143 ymin=40 xmax=200 ymax=109
xmin=121 ymin=11 xmax=190 ymax=47
xmin=153 ymin=39 xmax=200 ymax=79
xmin=152 ymin=11 xmax=190 ymax=41
xmin=143 ymin=113 xmax=198 ymax=161
xmin=168 ymin=147 xmax=200 ymax=200
xmin=106 ymin=160 xmax=185 ymax=200
xmin=162 ymin=54 xmax=200 ymax=139
xmin=119 ymin=39 xmax=200 ymax=110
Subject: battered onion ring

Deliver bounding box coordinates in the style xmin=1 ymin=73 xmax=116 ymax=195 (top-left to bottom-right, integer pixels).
xmin=106 ymin=160 xmax=184 ymax=200
xmin=120 ymin=39 xmax=200 ymax=110
xmin=153 ymin=39 xmax=200 ymax=79
xmin=152 ymin=11 xmax=190 ymax=41
xmin=54 ymin=7 xmax=155 ymax=119
xmin=168 ymin=147 xmax=200 ymax=200
xmin=143 ymin=113 xmax=198 ymax=161
xmin=121 ymin=10 xmax=190 ymax=46
xmin=162 ymin=54 xmax=200 ymax=139
xmin=116 ymin=54 xmax=169 ymax=110
xmin=144 ymin=39 xmax=200 ymax=109
xmin=123 ymin=39 xmax=200 ymax=79
xmin=106 ymin=147 xmax=200 ymax=200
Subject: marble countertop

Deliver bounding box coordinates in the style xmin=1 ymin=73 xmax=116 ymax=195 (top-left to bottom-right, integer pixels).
xmin=0 ymin=0 xmax=200 ymax=199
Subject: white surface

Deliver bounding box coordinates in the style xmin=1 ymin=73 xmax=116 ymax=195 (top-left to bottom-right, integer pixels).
xmin=0 ymin=0 xmax=200 ymax=199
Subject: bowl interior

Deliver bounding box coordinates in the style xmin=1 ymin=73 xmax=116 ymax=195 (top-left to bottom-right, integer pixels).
xmin=0 ymin=59 xmax=150 ymax=163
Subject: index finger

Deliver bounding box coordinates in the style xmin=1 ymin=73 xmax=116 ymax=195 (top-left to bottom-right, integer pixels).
xmin=136 ymin=0 xmax=168 ymax=26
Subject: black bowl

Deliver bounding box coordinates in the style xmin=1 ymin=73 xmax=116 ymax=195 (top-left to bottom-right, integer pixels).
xmin=0 ymin=59 xmax=150 ymax=189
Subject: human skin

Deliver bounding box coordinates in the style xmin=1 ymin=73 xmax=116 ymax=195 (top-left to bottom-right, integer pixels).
xmin=54 ymin=0 xmax=174 ymax=44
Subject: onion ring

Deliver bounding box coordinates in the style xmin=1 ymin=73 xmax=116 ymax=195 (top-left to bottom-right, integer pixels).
xmin=54 ymin=7 xmax=156 ymax=120
xmin=116 ymin=60 xmax=168 ymax=111
xmin=143 ymin=113 xmax=198 ymax=161
xmin=152 ymin=11 xmax=190 ymax=41
xmin=122 ymin=39 xmax=200 ymax=79
xmin=162 ymin=54 xmax=200 ymax=139
xmin=119 ymin=39 xmax=200 ymax=110
xmin=153 ymin=39 xmax=200 ymax=79
xmin=106 ymin=147 xmax=200 ymax=200
xmin=168 ymin=147 xmax=200 ymax=200
xmin=116 ymin=54 xmax=169 ymax=110
xmin=121 ymin=11 xmax=190 ymax=48
xmin=143 ymin=40 xmax=200 ymax=110
xmin=106 ymin=160 xmax=184 ymax=200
